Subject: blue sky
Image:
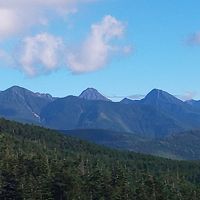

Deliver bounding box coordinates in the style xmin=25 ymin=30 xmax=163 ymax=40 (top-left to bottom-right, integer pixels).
xmin=0 ymin=0 xmax=200 ymax=100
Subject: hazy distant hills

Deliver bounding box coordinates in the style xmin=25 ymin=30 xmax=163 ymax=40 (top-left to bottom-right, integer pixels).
xmin=186 ymin=99 xmax=200 ymax=111
xmin=63 ymin=129 xmax=200 ymax=160
xmin=1 ymin=86 xmax=200 ymax=139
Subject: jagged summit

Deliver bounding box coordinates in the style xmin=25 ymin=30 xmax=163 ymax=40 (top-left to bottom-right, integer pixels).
xmin=79 ymin=88 xmax=111 ymax=101
xmin=143 ymin=89 xmax=183 ymax=104
xmin=5 ymin=86 xmax=54 ymax=100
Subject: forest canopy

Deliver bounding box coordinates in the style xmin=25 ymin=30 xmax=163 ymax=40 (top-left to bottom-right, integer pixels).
xmin=0 ymin=118 xmax=200 ymax=200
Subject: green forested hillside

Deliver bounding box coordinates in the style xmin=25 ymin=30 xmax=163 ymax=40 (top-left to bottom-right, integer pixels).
xmin=0 ymin=118 xmax=200 ymax=199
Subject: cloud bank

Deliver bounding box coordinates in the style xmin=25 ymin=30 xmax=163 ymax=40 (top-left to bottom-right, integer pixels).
xmin=107 ymin=94 xmax=145 ymax=101
xmin=0 ymin=0 xmax=93 ymax=39
xmin=0 ymin=1 xmax=132 ymax=76
xmin=15 ymin=15 xmax=130 ymax=75
xmin=66 ymin=15 xmax=128 ymax=73
xmin=176 ymin=91 xmax=197 ymax=101
xmin=18 ymin=33 xmax=63 ymax=76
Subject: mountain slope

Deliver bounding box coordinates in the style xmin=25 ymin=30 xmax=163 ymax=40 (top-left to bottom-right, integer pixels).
xmin=41 ymin=95 xmax=181 ymax=138
xmin=41 ymin=88 xmax=200 ymax=138
xmin=186 ymin=99 xmax=200 ymax=111
xmin=1 ymin=86 xmax=200 ymax=139
xmin=1 ymin=118 xmax=200 ymax=199
xmin=63 ymin=129 xmax=200 ymax=160
xmin=142 ymin=89 xmax=182 ymax=105
xmin=0 ymin=86 xmax=54 ymax=123
xmin=140 ymin=89 xmax=200 ymax=131
xmin=63 ymin=129 xmax=147 ymax=149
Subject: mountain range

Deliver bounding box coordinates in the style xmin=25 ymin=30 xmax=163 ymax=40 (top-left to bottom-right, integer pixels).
xmin=1 ymin=86 xmax=200 ymax=138
xmin=2 ymin=85 xmax=200 ymax=159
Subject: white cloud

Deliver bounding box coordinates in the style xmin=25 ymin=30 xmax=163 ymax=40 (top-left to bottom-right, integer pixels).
xmin=18 ymin=33 xmax=63 ymax=76
xmin=0 ymin=0 xmax=133 ymax=76
xmin=17 ymin=15 xmax=131 ymax=76
xmin=1 ymin=8 xmax=131 ymax=76
xmin=176 ymin=91 xmax=197 ymax=101
xmin=107 ymin=94 xmax=145 ymax=101
xmin=0 ymin=0 xmax=95 ymax=39
xmin=0 ymin=8 xmax=21 ymax=38
xmin=66 ymin=15 xmax=129 ymax=73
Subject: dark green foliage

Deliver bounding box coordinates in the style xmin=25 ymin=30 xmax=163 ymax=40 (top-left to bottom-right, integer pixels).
xmin=0 ymin=118 xmax=200 ymax=199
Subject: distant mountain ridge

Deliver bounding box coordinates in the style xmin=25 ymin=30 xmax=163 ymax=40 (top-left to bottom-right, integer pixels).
xmin=63 ymin=129 xmax=200 ymax=160
xmin=0 ymin=86 xmax=54 ymax=123
xmin=142 ymin=89 xmax=183 ymax=105
xmin=1 ymin=86 xmax=200 ymax=139
xmin=120 ymin=98 xmax=137 ymax=104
